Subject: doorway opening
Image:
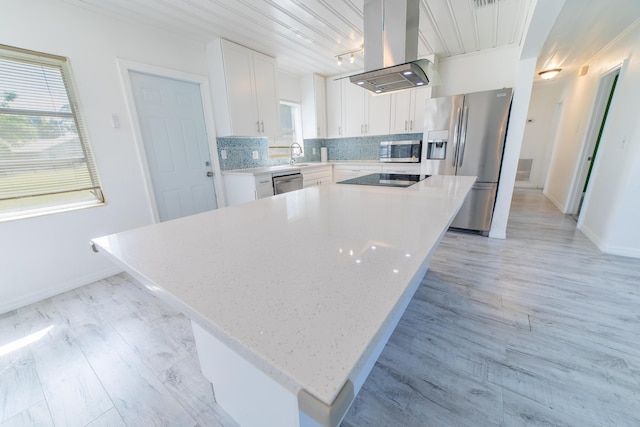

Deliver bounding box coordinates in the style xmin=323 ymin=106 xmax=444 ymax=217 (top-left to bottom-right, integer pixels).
xmin=571 ymin=67 xmax=620 ymax=220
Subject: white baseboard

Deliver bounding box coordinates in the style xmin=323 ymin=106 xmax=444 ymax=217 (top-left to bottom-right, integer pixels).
xmin=0 ymin=266 xmax=122 ymax=314
xmin=543 ymin=190 xmax=566 ymax=213
xmin=578 ymin=224 xmax=640 ymax=259
xmin=603 ymin=245 xmax=640 ymax=259
xmin=578 ymin=223 xmax=605 ymax=251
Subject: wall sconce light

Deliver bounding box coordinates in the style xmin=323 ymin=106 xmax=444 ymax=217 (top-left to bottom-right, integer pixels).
xmin=538 ymin=68 xmax=561 ymax=80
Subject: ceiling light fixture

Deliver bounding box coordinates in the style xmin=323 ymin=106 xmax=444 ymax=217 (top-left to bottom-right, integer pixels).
xmin=538 ymin=68 xmax=561 ymax=80
xmin=334 ymin=46 xmax=364 ymax=66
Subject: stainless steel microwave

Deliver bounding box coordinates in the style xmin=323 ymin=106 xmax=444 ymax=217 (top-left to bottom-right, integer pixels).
xmin=379 ymin=140 xmax=422 ymax=163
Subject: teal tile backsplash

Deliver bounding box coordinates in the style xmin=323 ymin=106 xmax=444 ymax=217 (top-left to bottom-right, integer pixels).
xmin=216 ymin=133 xmax=422 ymax=170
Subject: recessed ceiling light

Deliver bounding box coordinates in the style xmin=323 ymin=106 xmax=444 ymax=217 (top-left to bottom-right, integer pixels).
xmin=337 ymin=56 xmax=342 ymax=66
xmin=416 ymin=82 xmax=424 ymax=86
xmin=357 ymin=81 xmax=365 ymax=85
xmin=538 ymin=68 xmax=561 ymax=80
xmin=403 ymin=71 xmax=412 ymax=75
xmin=375 ymin=89 xmax=382 ymax=93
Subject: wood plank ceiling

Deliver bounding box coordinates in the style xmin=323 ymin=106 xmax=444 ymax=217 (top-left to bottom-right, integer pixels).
xmin=60 ymin=0 xmax=532 ymax=77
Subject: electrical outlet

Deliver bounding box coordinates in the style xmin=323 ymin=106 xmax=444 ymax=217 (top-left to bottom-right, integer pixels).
xmin=221 ymin=150 xmax=227 ymax=160
xmin=252 ymin=151 xmax=259 ymax=160
xmin=313 ymin=147 xmax=317 ymax=155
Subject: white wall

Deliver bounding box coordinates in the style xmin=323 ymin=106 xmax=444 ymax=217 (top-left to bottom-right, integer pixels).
xmin=0 ymin=0 xmax=210 ymax=313
xmin=434 ymin=46 xmax=520 ymax=97
xmin=516 ymin=81 xmax=565 ymax=188
xmin=572 ymin=20 xmax=640 ymax=258
xmin=278 ymin=71 xmax=301 ymax=103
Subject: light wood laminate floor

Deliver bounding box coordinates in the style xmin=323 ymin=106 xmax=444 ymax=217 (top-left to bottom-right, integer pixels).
xmin=1 ymin=189 xmax=639 ymax=426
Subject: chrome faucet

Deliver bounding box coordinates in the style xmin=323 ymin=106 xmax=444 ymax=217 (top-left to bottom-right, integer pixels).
xmin=289 ymin=142 xmax=302 ymax=165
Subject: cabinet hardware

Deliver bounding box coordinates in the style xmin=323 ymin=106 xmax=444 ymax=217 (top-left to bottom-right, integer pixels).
xmin=361 ymin=124 xmax=364 ymax=133
xmin=256 ymin=121 xmax=261 ymax=132
xmin=206 ymin=171 xmax=214 ymax=177
xmin=410 ymin=120 xmax=413 ymax=130
xmin=260 ymin=121 xmax=265 ymax=133
xmin=404 ymin=120 xmax=408 ymax=131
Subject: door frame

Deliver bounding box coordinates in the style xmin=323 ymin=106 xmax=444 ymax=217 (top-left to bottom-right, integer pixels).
xmin=566 ymin=62 xmax=624 ymax=216
xmin=117 ymin=59 xmax=226 ymax=222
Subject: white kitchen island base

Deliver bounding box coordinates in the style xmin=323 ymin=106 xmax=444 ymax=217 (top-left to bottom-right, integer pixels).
xmin=192 ymin=321 xmax=305 ymax=427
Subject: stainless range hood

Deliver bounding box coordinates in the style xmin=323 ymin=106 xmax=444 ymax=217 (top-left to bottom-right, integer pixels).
xmin=349 ymin=0 xmax=429 ymax=94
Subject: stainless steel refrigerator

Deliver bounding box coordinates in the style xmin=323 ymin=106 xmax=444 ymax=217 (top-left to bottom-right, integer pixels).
xmin=422 ymin=88 xmax=512 ymax=233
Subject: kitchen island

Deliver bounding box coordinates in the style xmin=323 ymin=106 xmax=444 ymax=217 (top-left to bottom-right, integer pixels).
xmin=91 ymin=175 xmax=475 ymax=427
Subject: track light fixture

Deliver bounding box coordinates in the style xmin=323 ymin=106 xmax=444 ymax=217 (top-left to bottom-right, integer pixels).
xmin=334 ymin=46 xmax=364 ymax=66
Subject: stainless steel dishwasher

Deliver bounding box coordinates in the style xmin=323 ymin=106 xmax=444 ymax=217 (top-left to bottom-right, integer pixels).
xmin=272 ymin=170 xmax=303 ymax=194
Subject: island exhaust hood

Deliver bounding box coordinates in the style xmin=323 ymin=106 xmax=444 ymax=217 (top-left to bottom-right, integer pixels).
xmin=349 ymin=0 xmax=429 ymax=94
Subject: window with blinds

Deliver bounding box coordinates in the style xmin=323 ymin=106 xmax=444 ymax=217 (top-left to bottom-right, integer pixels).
xmin=0 ymin=45 xmax=104 ymax=221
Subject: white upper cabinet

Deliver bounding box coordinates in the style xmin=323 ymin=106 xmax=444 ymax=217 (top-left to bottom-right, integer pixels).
xmin=390 ymin=88 xmax=431 ymax=134
xmin=207 ymin=39 xmax=280 ymax=141
xmin=325 ymin=76 xmax=343 ymax=138
xmin=326 ymin=76 xmax=391 ymax=138
xmin=300 ymin=74 xmax=326 ymax=139
xmin=367 ymin=92 xmax=391 ymax=136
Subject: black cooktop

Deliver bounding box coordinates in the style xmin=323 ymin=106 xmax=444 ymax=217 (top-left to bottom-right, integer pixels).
xmin=338 ymin=173 xmax=430 ymax=188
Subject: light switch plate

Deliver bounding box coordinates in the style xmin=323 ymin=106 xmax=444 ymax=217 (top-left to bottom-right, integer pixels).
xmin=252 ymin=151 xmax=259 ymax=159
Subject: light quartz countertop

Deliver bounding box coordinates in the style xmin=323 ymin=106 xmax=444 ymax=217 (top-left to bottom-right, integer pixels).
xmin=221 ymin=162 xmax=334 ymax=176
xmin=221 ymin=160 xmax=394 ymax=176
xmin=92 ymin=175 xmax=475 ymax=410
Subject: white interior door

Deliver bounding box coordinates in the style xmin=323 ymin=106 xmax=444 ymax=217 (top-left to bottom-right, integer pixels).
xmin=129 ymin=71 xmax=217 ymax=221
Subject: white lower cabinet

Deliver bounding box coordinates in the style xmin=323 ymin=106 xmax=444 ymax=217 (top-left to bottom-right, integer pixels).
xmin=333 ymin=164 xmax=382 ymax=183
xmin=381 ymin=164 xmax=422 ymax=174
xmin=302 ymin=165 xmax=333 ymax=188
xmin=224 ymin=173 xmax=273 ymax=206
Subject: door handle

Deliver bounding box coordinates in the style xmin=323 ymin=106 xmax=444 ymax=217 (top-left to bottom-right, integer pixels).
xmin=452 ymin=107 xmax=461 ymax=168
xmin=206 ymin=171 xmax=213 ymax=177
xmin=458 ymin=106 xmax=469 ymax=167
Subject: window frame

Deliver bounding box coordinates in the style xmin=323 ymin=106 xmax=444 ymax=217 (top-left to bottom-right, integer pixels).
xmin=279 ymin=100 xmax=304 ymax=153
xmin=0 ymin=44 xmax=104 ymax=222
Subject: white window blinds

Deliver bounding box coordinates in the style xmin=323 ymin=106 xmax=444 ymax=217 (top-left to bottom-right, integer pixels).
xmin=0 ymin=45 xmax=104 ymax=220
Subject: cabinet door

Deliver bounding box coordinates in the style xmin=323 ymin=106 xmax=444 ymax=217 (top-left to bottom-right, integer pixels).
xmin=222 ymin=41 xmax=259 ymax=136
xmin=255 ymin=174 xmax=274 ymax=198
xmin=314 ymin=74 xmax=327 ymax=138
xmin=343 ymin=81 xmax=366 ymax=137
xmin=390 ymin=90 xmax=412 ymax=134
xmin=366 ymin=93 xmax=391 ymax=136
xmin=325 ymin=77 xmax=343 ymax=138
xmin=301 ymin=74 xmax=327 ymax=139
xmin=253 ymin=52 xmax=279 ymax=140
xmin=410 ymin=88 xmax=430 ymax=133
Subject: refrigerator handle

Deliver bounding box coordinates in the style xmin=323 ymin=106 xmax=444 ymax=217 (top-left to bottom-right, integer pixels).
xmin=458 ymin=106 xmax=469 ymax=167
xmin=452 ymin=107 xmax=461 ymax=168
